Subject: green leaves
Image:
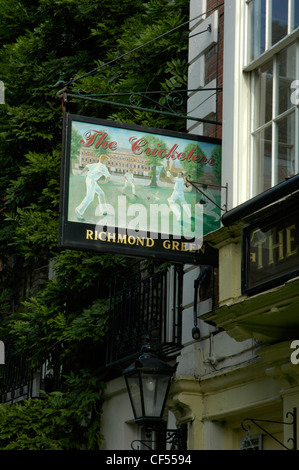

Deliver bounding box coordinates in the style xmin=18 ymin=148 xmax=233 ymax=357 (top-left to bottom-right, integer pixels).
xmin=63 ymin=299 xmax=109 ymax=343
xmin=77 ymin=0 xmax=189 ymax=129
xmin=3 ymin=149 xmax=61 ymax=263
xmin=7 ymin=282 xmax=110 ymax=365
xmin=7 ymin=206 xmax=59 ymax=262
xmin=0 ymin=0 xmax=190 ymax=450
xmin=5 ymin=106 xmax=56 ymax=142
xmin=0 ymin=372 xmax=105 ymax=450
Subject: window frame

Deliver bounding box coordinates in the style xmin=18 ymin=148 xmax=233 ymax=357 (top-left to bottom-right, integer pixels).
xmin=240 ymin=433 xmax=263 ymax=450
xmin=244 ymin=0 xmax=299 ymax=197
xmin=245 ymin=0 xmax=299 ymax=64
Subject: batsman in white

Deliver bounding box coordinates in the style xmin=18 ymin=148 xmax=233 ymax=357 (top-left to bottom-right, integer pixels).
xmin=75 ymin=154 xmax=111 ymax=221
xmin=121 ymin=168 xmax=137 ymax=196
xmin=167 ymin=170 xmax=191 ymax=222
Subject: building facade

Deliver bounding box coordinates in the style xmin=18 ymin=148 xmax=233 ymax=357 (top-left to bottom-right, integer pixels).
xmin=100 ymin=0 xmax=299 ymax=451
xmin=2 ymin=0 xmax=298 ymax=452
xmin=169 ymin=0 xmax=299 ymax=451
xmin=78 ymin=147 xmax=153 ymax=177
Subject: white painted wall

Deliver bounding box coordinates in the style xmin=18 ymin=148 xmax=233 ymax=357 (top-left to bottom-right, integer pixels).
xmin=187 ymin=2 xmax=219 ymax=134
xmin=100 ymin=376 xmax=137 ymax=450
xmin=100 ymin=0 xmax=258 ymax=449
xmin=180 ymin=0 xmax=256 ymax=384
xmin=222 ymin=0 xmax=251 ymax=209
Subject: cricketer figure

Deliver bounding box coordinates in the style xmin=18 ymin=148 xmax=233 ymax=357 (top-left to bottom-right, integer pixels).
xmin=75 ymin=154 xmax=111 ymax=221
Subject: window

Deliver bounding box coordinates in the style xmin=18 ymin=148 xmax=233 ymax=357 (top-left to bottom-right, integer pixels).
xmin=240 ymin=433 xmax=263 ymax=450
xmin=246 ymin=1 xmax=299 ymax=195
xmin=248 ymin=0 xmax=299 ymax=62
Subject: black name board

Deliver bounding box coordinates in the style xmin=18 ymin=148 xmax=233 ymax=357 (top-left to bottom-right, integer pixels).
xmin=242 ymin=205 xmax=299 ymax=295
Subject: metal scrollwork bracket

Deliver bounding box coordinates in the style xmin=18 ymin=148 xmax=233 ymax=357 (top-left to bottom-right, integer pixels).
xmin=185 ymin=177 xmax=228 ymax=212
xmin=131 ymin=424 xmax=187 ymax=451
xmin=55 ymin=84 xmax=222 ymax=125
xmin=241 ymin=408 xmax=297 ymax=450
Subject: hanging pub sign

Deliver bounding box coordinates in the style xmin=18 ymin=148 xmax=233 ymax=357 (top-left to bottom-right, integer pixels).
xmin=242 ymin=204 xmax=299 ymax=295
xmin=58 ymin=114 xmax=222 ymax=264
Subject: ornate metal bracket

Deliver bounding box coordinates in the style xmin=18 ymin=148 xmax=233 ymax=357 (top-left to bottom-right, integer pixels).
xmin=131 ymin=424 xmax=187 ymax=451
xmin=241 ymin=408 xmax=297 ymax=450
xmin=185 ymin=177 xmax=228 ymax=212
xmin=56 ymin=84 xmax=222 ymax=125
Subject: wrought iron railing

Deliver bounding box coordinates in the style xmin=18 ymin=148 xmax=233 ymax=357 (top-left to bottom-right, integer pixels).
xmin=106 ymin=262 xmax=183 ymax=367
xmin=0 ymin=344 xmax=34 ymax=404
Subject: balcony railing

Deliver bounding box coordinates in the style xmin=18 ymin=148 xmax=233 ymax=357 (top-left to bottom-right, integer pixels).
xmin=106 ymin=262 xmax=183 ymax=367
xmin=0 ymin=343 xmax=34 ymax=404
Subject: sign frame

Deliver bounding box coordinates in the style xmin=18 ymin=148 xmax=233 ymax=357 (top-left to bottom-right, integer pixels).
xmin=58 ymin=113 xmax=221 ymax=265
xmin=242 ymin=202 xmax=299 ymax=295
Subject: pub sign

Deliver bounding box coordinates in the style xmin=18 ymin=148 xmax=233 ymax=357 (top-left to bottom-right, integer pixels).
xmin=58 ymin=114 xmax=221 ymax=264
xmin=242 ymin=204 xmax=299 ymax=295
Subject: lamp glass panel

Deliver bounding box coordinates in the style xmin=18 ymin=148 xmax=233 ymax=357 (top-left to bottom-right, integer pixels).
xmin=126 ymin=374 xmax=142 ymax=418
xmin=141 ymin=373 xmax=170 ymax=418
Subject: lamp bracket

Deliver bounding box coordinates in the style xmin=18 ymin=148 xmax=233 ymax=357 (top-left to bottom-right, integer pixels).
xmin=131 ymin=424 xmax=187 ymax=451
xmin=241 ymin=407 xmax=297 ymax=450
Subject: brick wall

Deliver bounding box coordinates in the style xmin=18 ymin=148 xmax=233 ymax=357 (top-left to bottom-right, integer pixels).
xmin=205 ymin=44 xmax=218 ymax=84
xmin=205 ymin=0 xmax=224 ymax=140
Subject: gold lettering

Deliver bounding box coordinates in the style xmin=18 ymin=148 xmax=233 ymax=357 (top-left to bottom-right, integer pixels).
xmin=107 ymin=232 xmax=116 ymax=242
xmin=252 ymin=229 xmax=266 ymax=269
xmin=146 ymin=238 xmax=154 ymax=247
xmin=128 ymin=236 xmax=135 ymax=245
xmin=257 ymin=240 xmax=264 ymax=268
xmin=117 ymin=234 xmax=127 ymax=244
xmin=286 ymin=224 xmax=297 ymax=258
xmin=188 ymin=243 xmax=196 ymax=252
xmin=163 ymin=240 xmax=171 ymax=250
xmin=163 ymin=239 xmax=203 ymax=252
xmin=86 ymin=230 xmax=94 ymax=240
xmin=172 ymin=241 xmax=180 ymax=251
xmin=199 ymin=244 xmax=205 ymax=254
xmin=183 ymin=242 xmax=203 ymax=252
xmin=269 ymin=230 xmax=284 ymax=265
xmin=136 ymin=237 xmax=144 ymax=246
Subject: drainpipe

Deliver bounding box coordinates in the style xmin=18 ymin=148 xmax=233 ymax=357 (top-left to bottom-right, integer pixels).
xmin=192 ymin=268 xmax=211 ymax=340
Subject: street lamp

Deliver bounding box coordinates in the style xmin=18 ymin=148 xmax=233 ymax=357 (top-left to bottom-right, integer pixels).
xmin=124 ymin=343 xmax=175 ymax=427
xmin=123 ymin=342 xmax=187 ymax=450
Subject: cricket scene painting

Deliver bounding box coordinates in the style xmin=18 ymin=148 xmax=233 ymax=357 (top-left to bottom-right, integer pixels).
xmin=60 ymin=115 xmax=222 ymax=263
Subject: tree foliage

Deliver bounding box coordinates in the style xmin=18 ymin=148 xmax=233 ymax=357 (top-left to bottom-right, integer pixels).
xmin=0 ymin=0 xmax=189 ymax=450
xmin=0 ymin=373 xmax=105 ymax=450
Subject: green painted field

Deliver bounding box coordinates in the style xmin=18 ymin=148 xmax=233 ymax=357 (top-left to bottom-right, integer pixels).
xmin=68 ymin=174 xmax=221 ymax=239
